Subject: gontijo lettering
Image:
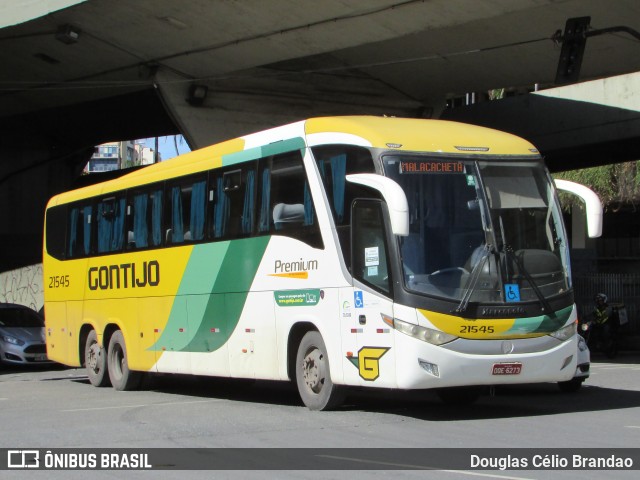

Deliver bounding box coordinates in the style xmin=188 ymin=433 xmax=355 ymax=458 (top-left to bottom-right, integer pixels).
xmin=88 ymin=261 xmax=160 ymax=290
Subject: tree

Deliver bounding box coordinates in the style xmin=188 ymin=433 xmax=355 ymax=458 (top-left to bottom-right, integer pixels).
xmin=553 ymin=161 xmax=640 ymax=212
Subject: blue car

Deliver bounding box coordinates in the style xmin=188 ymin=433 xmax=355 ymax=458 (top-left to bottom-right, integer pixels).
xmin=0 ymin=303 xmax=52 ymax=366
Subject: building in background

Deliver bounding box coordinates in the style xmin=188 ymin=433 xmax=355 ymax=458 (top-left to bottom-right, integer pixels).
xmin=85 ymin=141 xmax=136 ymax=172
xmin=134 ymin=142 xmax=160 ymax=166
xmin=84 ymin=140 xmax=162 ymax=173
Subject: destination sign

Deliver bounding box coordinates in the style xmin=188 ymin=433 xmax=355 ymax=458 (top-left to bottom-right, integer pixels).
xmin=400 ymin=160 xmax=464 ymax=174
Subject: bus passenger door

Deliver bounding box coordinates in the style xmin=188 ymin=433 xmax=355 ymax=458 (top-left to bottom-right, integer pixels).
xmin=348 ymin=200 xmax=397 ymax=388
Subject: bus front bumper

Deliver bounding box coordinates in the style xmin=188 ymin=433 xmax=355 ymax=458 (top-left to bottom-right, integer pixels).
xmin=393 ymin=332 xmax=578 ymax=390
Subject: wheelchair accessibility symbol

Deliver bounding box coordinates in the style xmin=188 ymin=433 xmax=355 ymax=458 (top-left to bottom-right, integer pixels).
xmin=354 ymin=291 xmax=364 ymax=308
xmin=505 ymin=284 xmax=521 ymax=303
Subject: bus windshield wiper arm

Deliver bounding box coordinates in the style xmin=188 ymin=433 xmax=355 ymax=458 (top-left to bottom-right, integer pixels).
xmin=454 ymin=244 xmax=493 ymax=313
xmin=502 ymin=245 xmax=553 ymax=315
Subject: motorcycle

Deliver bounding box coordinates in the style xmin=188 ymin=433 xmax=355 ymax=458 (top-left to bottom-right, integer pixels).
xmin=579 ymin=311 xmax=619 ymax=359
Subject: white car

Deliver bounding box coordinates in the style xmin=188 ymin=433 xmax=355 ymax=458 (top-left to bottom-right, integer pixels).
xmin=0 ymin=303 xmax=52 ymax=366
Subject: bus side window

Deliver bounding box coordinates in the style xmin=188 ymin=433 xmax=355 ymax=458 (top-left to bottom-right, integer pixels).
xmin=216 ymin=167 xmax=256 ymax=239
xmin=46 ymin=205 xmax=67 ymax=260
xmin=262 ymin=151 xmax=322 ymax=249
xmin=167 ymin=176 xmax=206 ymax=245
xmin=67 ymin=203 xmax=93 ymax=258
xmin=127 ymin=187 xmax=164 ymax=249
xmin=97 ymin=197 xmax=125 ymax=254
xmin=311 ymin=145 xmax=376 ymax=227
xmin=312 ymin=145 xmax=376 ymax=258
xmin=351 ymin=200 xmax=392 ymax=295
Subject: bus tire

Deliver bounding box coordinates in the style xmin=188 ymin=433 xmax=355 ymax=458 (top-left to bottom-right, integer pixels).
xmin=295 ymin=331 xmax=344 ymax=411
xmin=85 ymin=330 xmax=110 ymax=387
xmin=107 ymin=330 xmax=142 ymax=391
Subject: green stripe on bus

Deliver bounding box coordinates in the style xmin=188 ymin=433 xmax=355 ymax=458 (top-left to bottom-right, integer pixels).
xmin=149 ymin=236 xmax=270 ymax=353
xmin=504 ymin=306 xmax=573 ymax=336
xmin=222 ymin=137 xmax=305 ymax=166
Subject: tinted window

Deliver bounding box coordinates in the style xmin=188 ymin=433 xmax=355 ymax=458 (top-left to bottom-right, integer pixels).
xmin=311 ymin=145 xmax=376 ymax=226
xmin=68 ymin=203 xmax=93 ymax=257
xmin=211 ymin=166 xmax=256 ymax=239
xmin=127 ymin=186 xmax=164 ymax=249
xmin=166 ymin=175 xmax=207 ymax=245
xmin=97 ymin=196 xmax=126 ymax=254
xmin=352 ymin=200 xmax=391 ymax=295
xmin=258 ymin=151 xmax=323 ymax=249
xmin=46 ymin=205 xmax=67 ymax=260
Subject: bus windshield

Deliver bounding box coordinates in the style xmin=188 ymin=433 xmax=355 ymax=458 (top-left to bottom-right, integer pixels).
xmin=383 ymin=155 xmax=571 ymax=306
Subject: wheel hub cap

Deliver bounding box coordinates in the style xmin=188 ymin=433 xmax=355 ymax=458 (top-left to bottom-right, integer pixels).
xmin=303 ymin=349 xmax=325 ymax=394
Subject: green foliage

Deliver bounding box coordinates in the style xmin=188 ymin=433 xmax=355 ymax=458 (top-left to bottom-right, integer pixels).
xmin=553 ymin=161 xmax=640 ymax=211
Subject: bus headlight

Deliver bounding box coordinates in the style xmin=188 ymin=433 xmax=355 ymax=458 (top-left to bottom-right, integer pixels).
xmin=383 ymin=315 xmax=458 ymax=346
xmin=549 ymin=322 xmax=576 ymax=342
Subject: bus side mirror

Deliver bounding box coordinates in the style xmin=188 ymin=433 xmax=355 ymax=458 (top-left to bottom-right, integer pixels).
xmin=346 ymin=174 xmax=409 ymax=236
xmin=554 ymin=179 xmax=603 ymax=238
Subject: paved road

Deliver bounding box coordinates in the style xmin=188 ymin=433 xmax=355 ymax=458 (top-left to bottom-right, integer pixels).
xmin=1 ymin=354 xmax=639 ymax=479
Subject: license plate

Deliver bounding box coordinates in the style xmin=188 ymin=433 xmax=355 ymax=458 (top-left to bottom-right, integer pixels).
xmin=492 ymin=363 xmax=522 ymax=375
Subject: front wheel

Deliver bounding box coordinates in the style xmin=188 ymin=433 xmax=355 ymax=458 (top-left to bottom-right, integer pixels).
xmin=85 ymin=330 xmax=110 ymax=387
xmin=107 ymin=330 xmax=142 ymax=391
xmin=295 ymin=331 xmax=344 ymax=410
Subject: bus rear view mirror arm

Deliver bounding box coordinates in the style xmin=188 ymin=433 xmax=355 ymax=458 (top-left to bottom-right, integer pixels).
xmin=554 ymin=179 xmax=603 ymax=238
xmin=346 ymin=174 xmax=409 ymax=236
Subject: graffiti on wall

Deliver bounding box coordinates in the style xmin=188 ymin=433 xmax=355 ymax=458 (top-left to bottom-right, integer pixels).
xmin=0 ymin=263 xmax=44 ymax=312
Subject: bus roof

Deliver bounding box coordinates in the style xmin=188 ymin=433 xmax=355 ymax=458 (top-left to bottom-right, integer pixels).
xmin=305 ymin=116 xmax=538 ymax=155
xmin=48 ymin=116 xmax=539 ymax=206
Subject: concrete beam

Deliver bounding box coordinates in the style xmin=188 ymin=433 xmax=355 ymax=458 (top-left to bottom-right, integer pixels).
xmin=441 ymin=71 xmax=640 ymax=172
xmin=154 ymin=68 xmax=422 ymax=149
xmin=0 ymin=89 xmax=177 ymax=272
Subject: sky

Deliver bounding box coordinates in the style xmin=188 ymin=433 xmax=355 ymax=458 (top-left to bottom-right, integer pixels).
xmin=140 ymin=135 xmax=191 ymax=161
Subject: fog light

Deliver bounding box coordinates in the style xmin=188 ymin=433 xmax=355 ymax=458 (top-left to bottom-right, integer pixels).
xmin=418 ymin=358 xmax=440 ymax=377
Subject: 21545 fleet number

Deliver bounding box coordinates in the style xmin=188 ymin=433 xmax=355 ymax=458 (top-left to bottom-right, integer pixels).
xmin=49 ymin=275 xmax=70 ymax=288
xmin=460 ymin=325 xmax=495 ymax=334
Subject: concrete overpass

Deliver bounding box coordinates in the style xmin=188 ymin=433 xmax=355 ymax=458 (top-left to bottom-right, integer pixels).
xmin=1 ymin=0 xmax=640 ymax=292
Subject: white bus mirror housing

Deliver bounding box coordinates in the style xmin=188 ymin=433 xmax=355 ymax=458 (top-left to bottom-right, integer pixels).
xmin=554 ymin=179 xmax=603 ymax=238
xmin=346 ymin=174 xmax=409 ymax=236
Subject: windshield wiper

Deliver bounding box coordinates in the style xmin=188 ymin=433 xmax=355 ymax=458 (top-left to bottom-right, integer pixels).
xmin=502 ymin=244 xmax=554 ymax=315
xmin=454 ymin=244 xmax=493 ymax=313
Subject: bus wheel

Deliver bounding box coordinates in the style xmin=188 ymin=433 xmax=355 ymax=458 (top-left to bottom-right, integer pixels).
xmin=295 ymin=331 xmax=344 ymax=411
xmin=85 ymin=330 xmax=110 ymax=387
xmin=107 ymin=330 xmax=142 ymax=391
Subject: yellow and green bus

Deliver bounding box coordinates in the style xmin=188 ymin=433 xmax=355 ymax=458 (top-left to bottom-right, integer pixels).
xmin=43 ymin=116 xmax=602 ymax=409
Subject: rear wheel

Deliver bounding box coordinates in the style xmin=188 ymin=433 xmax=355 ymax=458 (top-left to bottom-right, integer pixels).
xmin=85 ymin=330 xmax=110 ymax=387
xmin=295 ymin=331 xmax=344 ymax=410
xmin=107 ymin=330 xmax=142 ymax=391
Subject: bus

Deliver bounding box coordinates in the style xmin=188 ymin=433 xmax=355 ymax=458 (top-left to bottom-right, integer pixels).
xmin=43 ymin=116 xmax=602 ymax=410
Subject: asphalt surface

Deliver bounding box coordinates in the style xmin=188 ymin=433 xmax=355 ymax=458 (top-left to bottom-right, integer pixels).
xmin=1 ymin=353 xmax=639 ymax=479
